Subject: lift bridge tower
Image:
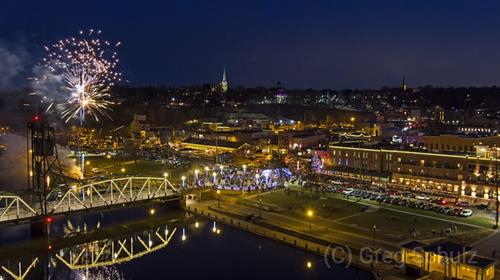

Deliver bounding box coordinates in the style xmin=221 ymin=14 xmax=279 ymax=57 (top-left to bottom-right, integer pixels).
xmin=27 ymin=114 xmax=65 ymax=218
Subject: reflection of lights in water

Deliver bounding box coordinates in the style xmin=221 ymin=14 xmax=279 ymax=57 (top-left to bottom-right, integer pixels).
xmin=181 ymin=228 xmax=186 ymax=241
xmin=74 ymin=265 xmax=124 ymax=280
xmin=164 ymin=226 xmax=169 ymax=236
xmin=195 ymin=221 xmax=199 ymax=228
xmin=306 ymin=261 xmax=312 ymax=269
xmin=212 ymin=221 xmax=217 ymax=233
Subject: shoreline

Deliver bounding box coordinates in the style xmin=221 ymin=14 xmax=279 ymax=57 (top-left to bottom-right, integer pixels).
xmin=183 ymin=201 xmax=406 ymax=280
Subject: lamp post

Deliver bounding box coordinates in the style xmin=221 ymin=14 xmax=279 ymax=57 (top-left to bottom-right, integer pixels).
xmin=205 ymin=166 xmax=209 ymax=178
xmin=212 ymin=172 xmax=217 ymax=185
xmin=195 ymin=169 xmax=199 ymax=181
xmin=243 ymin=164 xmax=247 ymax=174
xmin=307 ymin=210 xmax=313 ymax=232
xmin=216 ymin=189 xmax=221 ymax=208
xmin=181 ymin=176 xmax=186 ymax=190
xmin=372 ymin=224 xmax=377 ymax=247
xmin=220 ymin=165 xmax=224 ymax=175
xmin=259 ymin=198 xmax=262 ymax=217
xmin=494 ymin=148 xmax=499 ymax=228
xmin=255 ymin=174 xmax=260 ymax=186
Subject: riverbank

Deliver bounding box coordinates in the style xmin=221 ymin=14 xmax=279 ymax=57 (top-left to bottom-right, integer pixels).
xmin=183 ymin=199 xmax=407 ymax=280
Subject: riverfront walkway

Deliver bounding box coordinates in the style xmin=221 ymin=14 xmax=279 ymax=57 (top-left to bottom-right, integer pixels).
xmin=184 ymin=199 xmax=406 ymax=280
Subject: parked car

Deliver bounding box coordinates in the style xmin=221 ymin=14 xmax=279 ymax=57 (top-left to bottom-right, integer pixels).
xmin=456 ymin=201 xmax=470 ymax=207
xmin=460 ymin=209 xmax=473 ymax=217
xmin=416 ymin=194 xmax=430 ymax=200
xmin=343 ymin=188 xmax=354 ymax=195
xmin=475 ymin=204 xmax=490 ymax=211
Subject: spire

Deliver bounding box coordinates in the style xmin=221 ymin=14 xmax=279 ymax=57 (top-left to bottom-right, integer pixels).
xmin=401 ymin=77 xmax=408 ymax=92
xmin=220 ymin=66 xmax=228 ymax=93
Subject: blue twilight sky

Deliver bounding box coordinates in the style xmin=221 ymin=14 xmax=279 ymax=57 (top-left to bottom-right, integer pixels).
xmin=2 ymin=0 xmax=500 ymax=89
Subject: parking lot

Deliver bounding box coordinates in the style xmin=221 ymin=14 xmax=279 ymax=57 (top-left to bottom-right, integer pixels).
xmin=306 ymin=178 xmax=495 ymax=226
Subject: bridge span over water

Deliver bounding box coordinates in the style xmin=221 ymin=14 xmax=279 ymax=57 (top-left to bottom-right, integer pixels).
xmin=0 ymin=177 xmax=180 ymax=224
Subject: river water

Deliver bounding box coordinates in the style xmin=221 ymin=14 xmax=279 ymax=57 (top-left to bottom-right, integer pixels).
xmin=0 ymin=205 xmax=372 ymax=280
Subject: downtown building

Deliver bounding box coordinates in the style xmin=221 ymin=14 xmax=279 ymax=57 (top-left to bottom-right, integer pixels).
xmin=326 ymin=137 xmax=499 ymax=202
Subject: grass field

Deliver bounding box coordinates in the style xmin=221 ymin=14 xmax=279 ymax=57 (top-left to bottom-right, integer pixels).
xmin=244 ymin=189 xmax=493 ymax=245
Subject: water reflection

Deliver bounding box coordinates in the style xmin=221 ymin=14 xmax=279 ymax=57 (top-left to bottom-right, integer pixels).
xmin=56 ymin=227 xmax=176 ymax=270
xmin=0 ymin=224 xmax=178 ymax=280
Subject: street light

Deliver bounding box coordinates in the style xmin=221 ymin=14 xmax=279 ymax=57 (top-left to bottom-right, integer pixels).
xmin=259 ymin=198 xmax=262 ymax=217
xmin=307 ymin=209 xmax=313 ymax=232
xmin=243 ymin=164 xmax=247 ymax=174
xmin=255 ymin=173 xmax=260 ymax=185
xmin=163 ymin=172 xmax=168 ymax=178
xmin=194 ymin=169 xmax=199 ymax=181
xmin=216 ymin=189 xmax=221 ymax=208
xmin=212 ymin=172 xmax=217 ymax=184
xmin=220 ymin=165 xmax=224 ymax=174
xmin=181 ymin=176 xmax=186 ymax=189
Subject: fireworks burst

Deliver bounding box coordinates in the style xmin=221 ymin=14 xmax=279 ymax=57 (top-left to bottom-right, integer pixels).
xmin=37 ymin=29 xmax=122 ymax=123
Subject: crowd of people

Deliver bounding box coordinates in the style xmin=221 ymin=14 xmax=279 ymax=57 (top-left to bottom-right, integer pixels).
xmin=184 ymin=166 xmax=293 ymax=192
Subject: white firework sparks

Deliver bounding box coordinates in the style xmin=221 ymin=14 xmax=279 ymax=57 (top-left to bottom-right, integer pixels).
xmin=36 ymin=29 xmax=121 ymax=124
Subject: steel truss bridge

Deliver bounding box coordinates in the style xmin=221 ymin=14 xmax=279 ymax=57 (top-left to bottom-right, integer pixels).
xmin=0 ymin=177 xmax=179 ymax=224
xmin=0 ymin=226 xmax=177 ymax=280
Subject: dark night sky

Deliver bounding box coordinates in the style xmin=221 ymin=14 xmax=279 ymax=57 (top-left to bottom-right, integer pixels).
xmin=2 ymin=0 xmax=500 ymax=89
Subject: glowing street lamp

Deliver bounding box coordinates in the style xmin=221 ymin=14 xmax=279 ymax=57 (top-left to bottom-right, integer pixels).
xmin=242 ymin=164 xmax=247 ymax=174
xmin=306 ymin=209 xmax=313 ymax=232
xmin=212 ymin=221 xmax=217 ymax=233
xmin=205 ymin=166 xmax=209 ymax=177
xmin=212 ymin=172 xmax=217 ymax=184
xmin=194 ymin=169 xmax=199 ymax=180
xmin=255 ymin=173 xmax=260 ymax=185
xmin=216 ymin=189 xmax=221 ymax=208
xmin=296 ymin=161 xmax=300 ymax=171
xmin=181 ymin=176 xmax=186 ymax=189
xmin=219 ymin=165 xmax=224 ymax=174
xmin=163 ymin=172 xmax=169 ymax=178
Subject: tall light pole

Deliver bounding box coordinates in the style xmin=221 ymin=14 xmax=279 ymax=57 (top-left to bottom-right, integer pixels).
xmin=205 ymin=166 xmax=209 ymax=178
xmin=494 ymin=148 xmax=499 ymax=228
xmin=194 ymin=169 xmax=199 ymax=180
xmin=307 ymin=209 xmax=313 ymax=232
xmin=259 ymin=198 xmax=262 ymax=217
xmin=181 ymin=176 xmax=186 ymax=190
xmin=212 ymin=172 xmax=217 ymax=185
xmin=243 ymin=164 xmax=247 ymax=174
xmin=216 ymin=189 xmax=221 ymax=208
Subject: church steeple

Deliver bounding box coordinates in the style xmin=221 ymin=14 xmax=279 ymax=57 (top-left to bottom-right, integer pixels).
xmin=220 ymin=67 xmax=228 ymax=93
xmin=401 ymin=77 xmax=408 ymax=93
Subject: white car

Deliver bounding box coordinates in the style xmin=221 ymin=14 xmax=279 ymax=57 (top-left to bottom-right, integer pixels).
xmin=416 ymin=195 xmax=430 ymax=200
xmin=343 ymin=188 xmax=354 ymax=195
xmin=460 ymin=209 xmax=473 ymax=217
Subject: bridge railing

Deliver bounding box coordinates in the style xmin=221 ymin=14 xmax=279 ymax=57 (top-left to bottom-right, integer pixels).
xmin=49 ymin=177 xmax=179 ymax=214
xmin=0 ymin=196 xmax=38 ymax=223
xmin=0 ymin=177 xmax=179 ymax=223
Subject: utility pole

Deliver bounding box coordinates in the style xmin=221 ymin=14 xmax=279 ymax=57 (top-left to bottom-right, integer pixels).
xmin=495 ymin=149 xmax=499 ymax=228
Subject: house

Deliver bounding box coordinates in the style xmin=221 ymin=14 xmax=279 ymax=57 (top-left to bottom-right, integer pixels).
xmin=401 ymin=241 xmax=495 ymax=280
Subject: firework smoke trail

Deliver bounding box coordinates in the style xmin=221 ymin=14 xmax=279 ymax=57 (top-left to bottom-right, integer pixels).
xmin=36 ymin=29 xmax=122 ymax=124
